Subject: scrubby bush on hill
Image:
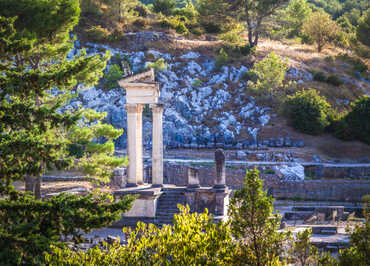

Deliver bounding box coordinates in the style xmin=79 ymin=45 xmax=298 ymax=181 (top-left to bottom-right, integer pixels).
xmin=302 ymin=12 xmax=341 ymax=52
xmin=333 ymin=96 xmax=370 ymax=145
xmin=312 ymin=70 xmax=343 ymax=86
xmin=86 ymin=25 xmax=110 ymax=42
xmin=283 ymin=89 xmax=334 ymax=135
xmin=215 ymin=48 xmax=229 ymax=70
xmin=105 ymin=64 xmax=124 ymax=89
xmin=248 ymin=52 xmax=289 ymax=95
xmin=146 ymin=58 xmax=167 ymax=71
xmin=152 ymin=0 xmax=176 ymax=15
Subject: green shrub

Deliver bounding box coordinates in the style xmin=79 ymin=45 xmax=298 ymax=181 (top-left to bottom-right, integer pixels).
xmin=159 ymin=17 xmax=189 ymax=34
xmin=192 ymin=79 xmax=203 ymax=87
xmin=248 ymin=52 xmax=289 ymax=95
xmin=219 ymin=31 xmax=242 ymax=44
xmin=104 ymin=64 xmax=123 ymax=89
xmin=146 ymin=58 xmax=167 ymax=71
xmin=202 ymin=22 xmax=222 ymax=34
xmin=107 ymin=29 xmax=125 ymax=42
xmin=172 ymin=2 xmax=198 ymax=22
xmin=152 ymin=0 xmax=176 ymax=15
xmin=133 ymin=17 xmax=148 ymax=28
xmin=189 ymin=26 xmax=203 ymax=36
xmin=215 ymin=48 xmax=229 ymax=70
xmin=283 ymin=89 xmax=333 ymax=135
xmin=326 ymin=74 xmax=343 ymax=86
xmin=134 ymin=3 xmax=151 ymax=17
xmin=352 ymin=59 xmax=368 ymax=73
xmin=334 ymin=96 xmax=370 ymax=144
xmin=85 ymin=25 xmax=110 ymax=42
xmin=312 ymin=71 xmax=327 ymax=82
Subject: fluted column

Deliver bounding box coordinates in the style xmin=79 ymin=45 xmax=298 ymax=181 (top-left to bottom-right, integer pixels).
xmin=150 ymin=103 xmax=164 ymax=187
xmin=125 ymin=103 xmax=144 ymax=187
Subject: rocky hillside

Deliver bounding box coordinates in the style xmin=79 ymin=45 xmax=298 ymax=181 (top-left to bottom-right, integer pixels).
xmin=67 ymin=31 xmax=369 ymax=157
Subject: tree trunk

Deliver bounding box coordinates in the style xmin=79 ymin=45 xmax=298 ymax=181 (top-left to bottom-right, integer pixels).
xmin=25 ymin=175 xmax=42 ymax=199
xmin=25 ymin=175 xmax=35 ymax=192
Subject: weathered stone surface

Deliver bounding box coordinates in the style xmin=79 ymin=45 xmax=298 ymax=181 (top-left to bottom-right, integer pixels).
xmin=214 ymin=149 xmax=226 ymax=188
xmin=273 ymin=163 xmax=305 ymax=181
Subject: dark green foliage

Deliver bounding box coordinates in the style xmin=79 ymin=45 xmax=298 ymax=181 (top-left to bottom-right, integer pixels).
xmin=228 ymin=169 xmax=289 ymax=265
xmin=0 ymin=188 xmax=134 ymax=265
xmin=326 ymin=74 xmax=343 ymax=86
xmin=334 ymin=96 xmax=370 ymax=144
xmin=86 ymin=25 xmax=110 ymax=42
xmin=225 ymin=0 xmax=289 ymax=47
xmin=224 ymin=43 xmax=256 ymax=57
xmin=159 ymin=16 xmax=189 ymax=34
xmin=283 ymin=89 xmax=333 ymax=135
xmin=105 ymin=64 xmax=123 ymax=89
xmin=338 ymin=205 xmax=369 ymax=266
xmin=152 ymin=0 xmax=176 ymax=15
xmin=215 ymin=48 xmax=229 ymax=70
xmin=312 ymin=70 xmax=344 ymax=86
xmin=133 ymin=17 xmax=149 ymax=27
xmin=202 ymin=22 xmax=222 ymax=33
xmin=0 ymin=1 xmax=133 ymax=264
xmin=357 ymin=9 xmax=370 ymax=47
xmin=134 ymin=3 xmax=151 ymax=17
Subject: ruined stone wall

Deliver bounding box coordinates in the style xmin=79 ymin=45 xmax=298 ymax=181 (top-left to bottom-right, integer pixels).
xmin=164 ymin=163 xmax=370 ymax=202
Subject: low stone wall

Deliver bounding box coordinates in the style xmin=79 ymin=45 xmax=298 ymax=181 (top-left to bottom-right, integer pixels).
xmin=264 ymin=177 xmax=370 ymax=202
xmin=163 ymin=163 xmax=370 ymax=202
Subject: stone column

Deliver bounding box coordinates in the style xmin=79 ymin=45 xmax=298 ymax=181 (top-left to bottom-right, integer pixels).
xmin=151 ymin=104 xmax=164 ymax=187
xmin=125 ymin=103 xmax=144 ymax=187
xmin=214 ymin=149 xmax=226 ymax=189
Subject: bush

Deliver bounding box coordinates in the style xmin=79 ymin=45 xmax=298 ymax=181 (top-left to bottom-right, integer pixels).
xmin=152 ymin=0 xmax=176 ymax=16
xmin=133 ymin=17 xmax=148 ymax=28
xmin=85 ymin=25 xmax=110 ymax=42
xmin=283 ymin=89 xmax=333 ymax=135
xmin=107 ymin=29 xmax=125 ymax=42
xmin=159 ymin=17 xmax=189 ymax=34
xmin=248 ymin=52 xmax=289 ymax=95
xmin=219 ymin=31 xmax=242 ymax=44
xmin=313 ymin=70 xmax=327 ymax=82
xmin=202 ymin=22 xmax=222 ymax=34
xmin=215 ymin=48 xmax=228 ymax=70
xmin=326 ymin=74 xmax=343 ymax=86
xmin=334 ymin=96 xmax=370 ymax=144
xmin=146 ymin=58 xmax=167 ymax=71
xmin=104 ymin=64 xmax=123 ymax=89
xmin=172 ymin=2 xmax=198 ymax=22
xmin=134 ymin=3 xmax=150 ymax=17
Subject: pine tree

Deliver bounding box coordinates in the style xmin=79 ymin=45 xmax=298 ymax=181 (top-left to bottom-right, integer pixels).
xmin=0 ymin=1 xmax=134 ymax=264
xmin=228 ymin=169 xmax=289 ymax=266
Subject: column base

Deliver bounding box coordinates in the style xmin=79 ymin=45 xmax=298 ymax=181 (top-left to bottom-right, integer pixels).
xmin=126 ymin=183 xmax=138 ymax=188
xmin=213 ymin=184 xmax=227 ymax=190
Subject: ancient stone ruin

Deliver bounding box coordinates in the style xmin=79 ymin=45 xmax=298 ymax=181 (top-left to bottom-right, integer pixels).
xmin=114 ymin=69 xmax=230 ymax=226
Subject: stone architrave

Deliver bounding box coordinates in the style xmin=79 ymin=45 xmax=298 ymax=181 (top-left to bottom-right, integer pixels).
xmin=214 ymin=149 xmax=226 ymax=189
xmin=125 ymin=104 xmax=144 ymax=186
xmin=151 ymin=103 xmax=164 ymax=187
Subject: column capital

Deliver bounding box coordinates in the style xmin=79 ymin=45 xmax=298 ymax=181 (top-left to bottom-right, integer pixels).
xmin=125 ymin=103 xmax=143 ymax=114
xmin=150 ymin=103 xmax=165 ymax=113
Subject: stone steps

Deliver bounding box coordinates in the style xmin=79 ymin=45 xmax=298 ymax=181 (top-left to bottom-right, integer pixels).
xmin=155 ymin=192 xmax=186 ymax=225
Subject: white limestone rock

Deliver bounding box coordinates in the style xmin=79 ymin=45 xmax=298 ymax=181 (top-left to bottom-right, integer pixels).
xmin=181 ymin=51 xmax=200 ymax=59
xmin=273 ymin=163 xmax=305 ymax=182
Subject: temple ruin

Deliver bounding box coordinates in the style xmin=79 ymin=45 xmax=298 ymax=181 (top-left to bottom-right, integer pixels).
xmin=114 ymin=69 xmax=231 ymax=226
